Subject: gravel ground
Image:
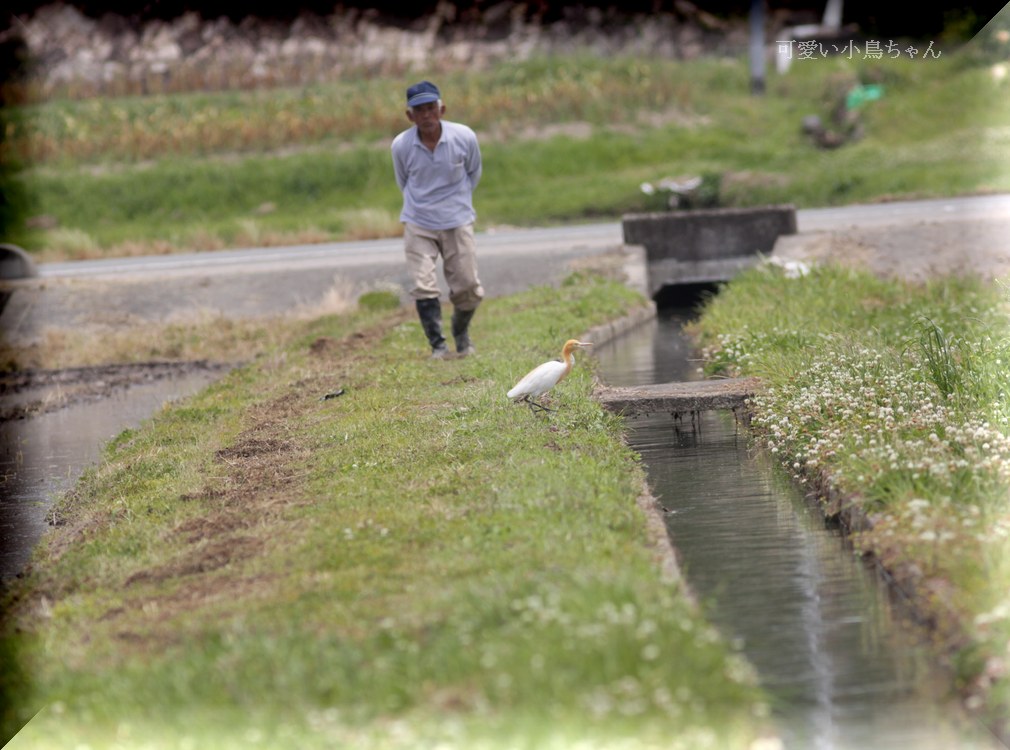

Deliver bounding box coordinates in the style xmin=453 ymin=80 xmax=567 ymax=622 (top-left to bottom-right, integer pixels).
xmin=775 ymin=212 xmax=1010 ymax=284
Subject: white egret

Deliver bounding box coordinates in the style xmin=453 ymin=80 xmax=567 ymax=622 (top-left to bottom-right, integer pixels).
xmin=507 ymin=339 xmax=593 ymax=413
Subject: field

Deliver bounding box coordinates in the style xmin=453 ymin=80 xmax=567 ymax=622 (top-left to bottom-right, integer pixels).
xmin=2 ymin=29 xmax=1010 ymax=748
xmin=7 ymin=43 xmax=1009 ymax=261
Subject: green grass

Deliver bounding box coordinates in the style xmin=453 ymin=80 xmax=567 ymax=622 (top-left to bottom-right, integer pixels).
xmin=1 ymin=273 xmax=770 ymax=748
xmin=10 ymin=50 xmax=1009 ymax=259
xmin=689 ymin=262 xmax=1010 ymax=732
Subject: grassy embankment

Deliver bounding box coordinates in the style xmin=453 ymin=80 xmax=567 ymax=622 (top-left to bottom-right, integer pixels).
xmin=7 ymin=48 xmax=1008 ymax=261
xmin=690 ymin=263 xmax=1010 ymax=737
xmin=1 ymin=273 xmax=773 ymax=749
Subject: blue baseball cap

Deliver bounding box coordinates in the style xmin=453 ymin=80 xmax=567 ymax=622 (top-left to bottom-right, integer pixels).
xmin=406 ymin=81 xmax=440 ymax=107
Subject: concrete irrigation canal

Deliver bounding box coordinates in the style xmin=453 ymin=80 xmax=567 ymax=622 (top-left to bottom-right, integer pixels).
xmin=593 ymin=309 xmax=1002 ymax=750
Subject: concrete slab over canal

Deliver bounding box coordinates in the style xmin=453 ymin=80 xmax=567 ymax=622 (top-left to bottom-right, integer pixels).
xmin=594 ymin=377 xmax=759 ymax=416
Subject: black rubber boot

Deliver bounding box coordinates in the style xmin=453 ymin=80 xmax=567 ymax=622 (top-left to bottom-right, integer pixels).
xmin=451 ymin=308 xmax=477 ymax=356
xmin=415 ymin=298 xmax=449 ymax=358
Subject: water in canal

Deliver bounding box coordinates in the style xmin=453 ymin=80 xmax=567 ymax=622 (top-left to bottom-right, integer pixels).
xmin=593 ymin=310 xmax=1003 ymax=750
xmin=0 ymin=371 xmax=221 ymax=581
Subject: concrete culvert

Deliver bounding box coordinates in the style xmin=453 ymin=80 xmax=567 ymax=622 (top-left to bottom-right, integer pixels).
xmin=0 ymin=244 xmax=38 ymax=280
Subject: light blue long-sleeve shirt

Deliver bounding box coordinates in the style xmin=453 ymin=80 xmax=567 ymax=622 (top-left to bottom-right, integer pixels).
xmin=391 ymin=120 xmax=482 ymax=230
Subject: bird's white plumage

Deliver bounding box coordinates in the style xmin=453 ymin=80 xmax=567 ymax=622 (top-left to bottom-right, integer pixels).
xmin=507 ymin=339 xmax=591 ymax=411
xmin=507 ymin=359 xmax=569 ymax=400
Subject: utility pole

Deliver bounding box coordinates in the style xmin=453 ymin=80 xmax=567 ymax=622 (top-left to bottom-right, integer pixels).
xmin=822 ymin=0 xmax=843 ymax=31
xmin=749 ymin=0 xmax=766 ymax=94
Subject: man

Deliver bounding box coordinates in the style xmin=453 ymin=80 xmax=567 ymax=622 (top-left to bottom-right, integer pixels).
xmin=391 ymin=80 xmax=484 ymax=359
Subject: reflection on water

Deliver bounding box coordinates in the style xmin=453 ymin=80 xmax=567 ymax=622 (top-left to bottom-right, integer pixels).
xmin=594 ymin=311 xmax=1000 ymax=750
xmin=0 ymin=372 xmax=219 ymax=581
xmin=594 ymin=311 xmax=704 ymax=385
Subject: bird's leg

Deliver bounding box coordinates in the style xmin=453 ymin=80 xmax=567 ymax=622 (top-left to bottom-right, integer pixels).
xmin=525 ymin=396 xmax=554 ymax=414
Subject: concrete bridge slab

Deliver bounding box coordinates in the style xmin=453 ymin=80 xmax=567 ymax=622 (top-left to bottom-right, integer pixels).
xmin=594 ymin=377 xmax=760 ymax=416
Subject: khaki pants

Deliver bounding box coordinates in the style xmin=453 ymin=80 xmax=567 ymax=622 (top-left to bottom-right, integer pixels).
xmin=404 ymin=223 xmax=484 ymax=311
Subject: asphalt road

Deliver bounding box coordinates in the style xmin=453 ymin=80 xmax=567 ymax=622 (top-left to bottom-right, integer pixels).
xmin=4 ymin=193 xmax=1009 ymax=344
xmin=36 ymin=192 xmax=1010 ymax=280
xmin=4 ymin=224 xmax=631 ymax=344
